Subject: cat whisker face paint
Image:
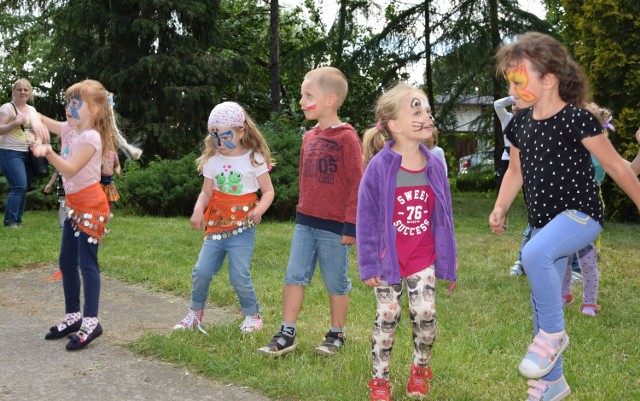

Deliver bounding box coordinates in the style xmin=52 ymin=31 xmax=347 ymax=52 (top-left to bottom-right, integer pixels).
xmin=410 ymin=97 xmax=433 ymax=132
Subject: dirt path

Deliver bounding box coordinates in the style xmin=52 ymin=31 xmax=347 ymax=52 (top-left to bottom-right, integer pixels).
xmin=0 ymin=264 xmax=273 ymax=401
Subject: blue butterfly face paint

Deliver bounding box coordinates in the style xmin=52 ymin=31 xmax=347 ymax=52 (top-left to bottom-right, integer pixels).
xmin=66 ymin=96 xmax=84 ymax=120
xmin=209 ymin=129 xmax=237 ymax=149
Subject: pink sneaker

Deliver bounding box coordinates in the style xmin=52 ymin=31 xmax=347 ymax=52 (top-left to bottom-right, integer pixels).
xmin=581 ymin=303 xmax=601 ymax=316
xmin=526 ymin=376 xmax=571 ymax=401
xmin=240 ymin=314 xmax=264 ymax=333
xmin=518 ymin=329 xmax=569 ymax=378
xmin=173 ymin=309 xmax=207 ymax=335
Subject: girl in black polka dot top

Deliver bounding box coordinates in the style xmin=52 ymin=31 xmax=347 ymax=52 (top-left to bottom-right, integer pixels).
xmin=488 ymin=32 xmax=640 ymax=401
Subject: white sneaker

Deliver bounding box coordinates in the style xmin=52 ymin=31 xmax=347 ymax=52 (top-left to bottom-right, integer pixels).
xmin=571 ymin=271 xmax=581 ymax=284
xmin=510 ymin=261 xmax=524 ymax=276
xmin=239 ymin=314 xmax=264 ymax=333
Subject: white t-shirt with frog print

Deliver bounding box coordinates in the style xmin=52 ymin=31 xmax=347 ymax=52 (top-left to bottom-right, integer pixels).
xmin=203 ymin=151 xmax=269 ymax=195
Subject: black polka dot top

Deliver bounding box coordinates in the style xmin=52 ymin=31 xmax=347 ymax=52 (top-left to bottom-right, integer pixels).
xmin=505 ymin=104 xmax=604 ymax=228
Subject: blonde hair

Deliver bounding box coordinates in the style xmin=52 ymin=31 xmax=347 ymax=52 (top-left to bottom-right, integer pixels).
xmin=12 ymin=78 xmax=34 ymax=103
xmin=304 ymin=67 xmax=348 ymax=108
xmin=196 ymin=106 xmax=274 ymax=173
xmin=65 ymin=80 xmax=142 ymax=159
xmin=362 ymin=83 xmax=426 ymax=166
xmin=583 ymin=102 xmax=613 ymax=133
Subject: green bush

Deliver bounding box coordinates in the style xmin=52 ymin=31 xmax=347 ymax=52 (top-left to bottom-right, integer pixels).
xmin=117 ymin=154 xmax=201 ymax=216
xmin=115 ymin=115 xmax=304 ymax=219
xmin=454 ymin=171 xmax=496 ymax=193
xmin=261 ymin=114 xmax=302 ymax=220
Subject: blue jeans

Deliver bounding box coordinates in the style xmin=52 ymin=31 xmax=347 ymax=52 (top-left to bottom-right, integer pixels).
xmin=516 ymin=224 xmax=533 ymax=262
xmin=0 ymin=148 xmax=32 ymax=226
xmin=190 ymin=227 xmax=259 ymax=316
xmin=522 ymin=210 xmax=601 ymax=381
xmin=284 ymin=224 xmax=352 ymax=296
xmin=59 ymin=219 xmax=101 ymax=317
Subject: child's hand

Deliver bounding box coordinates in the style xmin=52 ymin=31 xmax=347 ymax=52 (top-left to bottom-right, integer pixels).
xmin=190 ymin=212 xmax=205 ymax=230
xmin=363 ymin=276 xmax=382 ymax=287
xmin=44 ymin=184 xmax=52 ymax=194
xmin=248 ymin=209 xmax=263 ymax=225
xmin=30 ymin=142 xmax=52 ymax=158
xmin=489 ymin=207 xmax=508 ymax=234
xmin=340 ymin=235 xmax=355 ymax=245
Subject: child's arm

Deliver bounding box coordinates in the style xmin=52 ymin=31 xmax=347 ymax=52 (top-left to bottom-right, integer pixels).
xmin=38 ymin=113 xmax=63 ymax=136
xmin=631 ymin=129 xmax=640 ymax=176
xmin=341 ymin=134 xmax=365 ymax=245
xmin=44 ymin=170 xmax=59 ymax=193
xmin=190 ymin=178 xmax=214 ymax=230
xmin=494 ymin=96 xmax=515 ymax=130
xmin=248 ymin=173 xmax=274 ymax=225
xmin=31 ymin=142 xmax=96 ymax=179
xmin=489 ymin=146 xmax=524 ymax=234
xmin=114 ymin=152 xmax=122 ymax=177
xmin=584 ymin=134 xmax=640 ymax=210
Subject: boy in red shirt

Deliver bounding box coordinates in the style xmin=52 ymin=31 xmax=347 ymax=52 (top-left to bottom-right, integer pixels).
xmin=258 ymin=66 xmax=363 ymax=357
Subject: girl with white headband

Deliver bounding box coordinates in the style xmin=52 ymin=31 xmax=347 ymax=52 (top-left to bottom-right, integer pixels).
xmin=174 ymin=101 xmax=275 ymax=334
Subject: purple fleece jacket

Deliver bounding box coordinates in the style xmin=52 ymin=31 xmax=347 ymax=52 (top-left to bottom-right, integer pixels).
xmin=356 ymin=141 xmax=457 ymax=285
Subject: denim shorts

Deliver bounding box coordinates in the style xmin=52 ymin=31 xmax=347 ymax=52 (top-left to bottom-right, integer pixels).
xmin=284 ymin=224 xmax=352 ymax=296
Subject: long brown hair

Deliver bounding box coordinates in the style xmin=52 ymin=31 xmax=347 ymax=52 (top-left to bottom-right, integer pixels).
xmin=495 ymin=32 xmax=589 ymax=106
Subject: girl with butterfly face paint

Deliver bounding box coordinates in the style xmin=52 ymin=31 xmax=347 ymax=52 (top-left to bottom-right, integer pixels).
xmin=174 ymin=101 xmax=275 ymax=335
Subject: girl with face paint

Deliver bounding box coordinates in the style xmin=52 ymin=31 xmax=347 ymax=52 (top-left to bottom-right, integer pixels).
xmin=358 ymin=84 xmax=457 ymax=401
xmin=489 ymin=32 xmax=640 ymax=401
xmin=31 ymin=79 xmax=142 ymax=351
xmin=174 ymin=101 xmax=275 ymax=335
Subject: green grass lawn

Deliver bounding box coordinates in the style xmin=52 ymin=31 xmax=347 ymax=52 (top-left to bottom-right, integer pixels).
xmin=1 ymin=193 xmax=638 ymax=400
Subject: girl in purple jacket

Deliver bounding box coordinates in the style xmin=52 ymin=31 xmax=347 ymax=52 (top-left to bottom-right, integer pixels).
xmin=357 ymin=84 xmax=457 ymax=401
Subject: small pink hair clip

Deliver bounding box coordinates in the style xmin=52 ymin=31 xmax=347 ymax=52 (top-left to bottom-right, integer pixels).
xmin=375 ymin=122 xmax=384 ymax=131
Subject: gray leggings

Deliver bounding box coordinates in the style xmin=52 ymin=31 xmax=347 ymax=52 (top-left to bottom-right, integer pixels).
xmin=371 ymin=266 xmax=436 ymax=380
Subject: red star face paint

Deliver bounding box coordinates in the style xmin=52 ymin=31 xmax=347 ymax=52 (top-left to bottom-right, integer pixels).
xmin=506 ymin=64 xmax=537 ymax=103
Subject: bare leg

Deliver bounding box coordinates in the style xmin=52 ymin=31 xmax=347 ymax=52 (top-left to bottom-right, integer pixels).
xmin=329 ymin=294 xmax=349 ymax=329
xmin=282 ymin=284 xmax=305 ymax=324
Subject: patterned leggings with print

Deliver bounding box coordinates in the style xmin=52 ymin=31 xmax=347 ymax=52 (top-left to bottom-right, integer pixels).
xmin=372 ymin=266 xmax=436 ymax=380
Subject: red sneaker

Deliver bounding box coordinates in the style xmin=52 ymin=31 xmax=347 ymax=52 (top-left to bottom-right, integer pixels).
xmin=369 ymin=378 xmax=392 ymax=401
xmin=406 ymin=365 xmax=432 ymax=399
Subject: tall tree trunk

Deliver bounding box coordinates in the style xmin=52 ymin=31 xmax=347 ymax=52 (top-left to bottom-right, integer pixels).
xmin=334 ymin=0 xmax=347 ymax=66
xmin=270 ymin=0 xmax=281 ymax=113
xmin=489 ymin=0 xmax=503 ymax=175
xmin=423 ymin=0 xmax=435 ymax=114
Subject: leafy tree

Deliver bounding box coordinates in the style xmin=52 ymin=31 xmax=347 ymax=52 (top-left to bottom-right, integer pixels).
xmin=558 ymin=0 xmax=640 ymax=221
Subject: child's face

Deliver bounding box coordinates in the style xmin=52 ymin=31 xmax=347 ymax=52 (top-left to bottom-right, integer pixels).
xmin=506 ymin=60 xmax=542 ymax=108
xmin=65 ymin=96 xmax=91 ymax=127
xmin=299 ymin=78 xmax=330 ymax=121
xmin=208 ymin=126 xmax=243 ymax=155
xmin=393 ymin=91 xmax=434 ymax=142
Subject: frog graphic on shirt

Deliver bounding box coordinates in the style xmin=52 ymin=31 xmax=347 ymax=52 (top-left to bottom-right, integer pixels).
xmin=215 ymin=171 xmax=243 ymax=194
